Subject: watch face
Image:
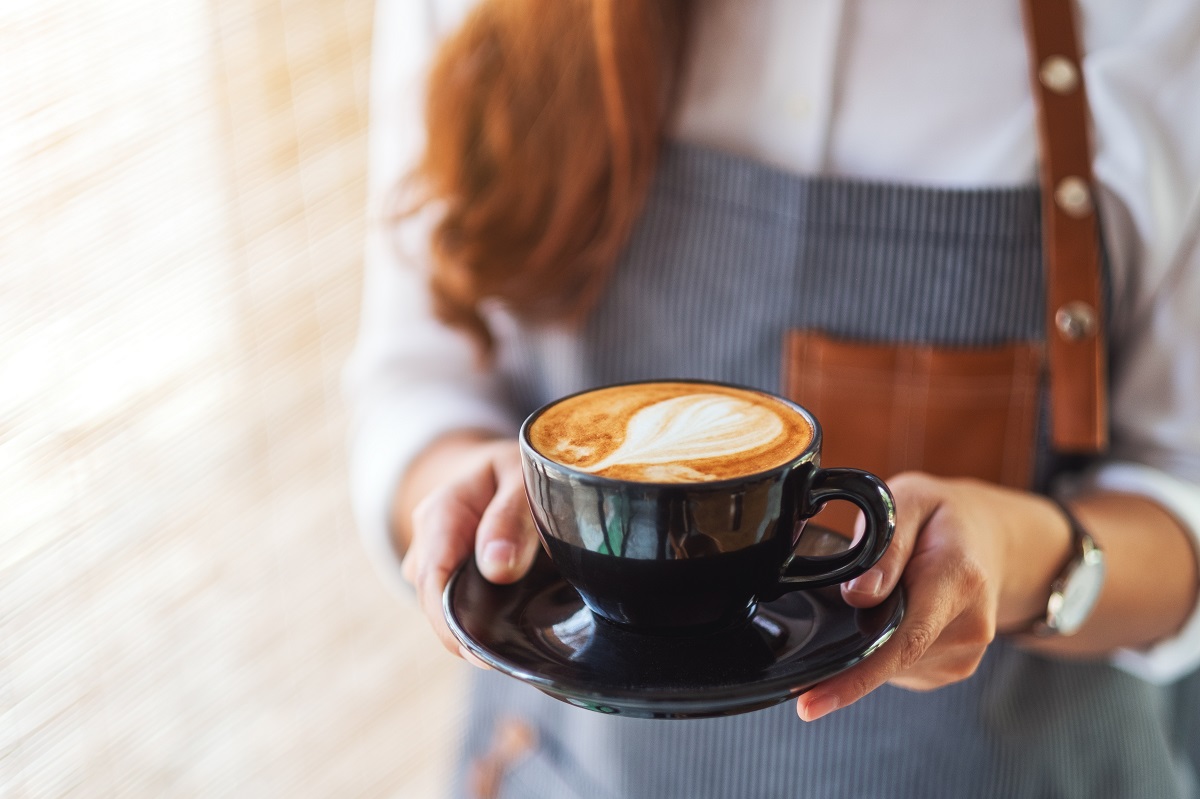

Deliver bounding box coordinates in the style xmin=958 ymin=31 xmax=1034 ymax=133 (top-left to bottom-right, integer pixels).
xmin=1053 ymin=550 xmax=1106 ymax=635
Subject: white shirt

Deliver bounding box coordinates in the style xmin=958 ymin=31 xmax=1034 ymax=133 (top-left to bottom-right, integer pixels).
xmin=345 ymin=0 xmax=1200 ymax=682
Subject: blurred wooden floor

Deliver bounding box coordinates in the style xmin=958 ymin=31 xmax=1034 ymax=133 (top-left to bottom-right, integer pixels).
xmin=0 ymin=0 xmax=466 ymax=796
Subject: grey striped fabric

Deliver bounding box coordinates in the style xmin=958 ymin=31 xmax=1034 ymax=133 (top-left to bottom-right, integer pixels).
xmin=456 ymin=143 xmax=1197 ymax=799
xmin=502 ymin=144 xmax=1045 ymax=419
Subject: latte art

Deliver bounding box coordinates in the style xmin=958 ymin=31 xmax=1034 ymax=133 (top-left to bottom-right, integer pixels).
xmin=528 ymin=382 xmax=814 ymax=482
xmin=579 ymin=394 xmax=785 ymax=476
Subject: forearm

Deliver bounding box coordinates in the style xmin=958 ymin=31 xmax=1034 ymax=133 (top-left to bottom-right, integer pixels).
xmin=1009 ymin=491 xmax=1199 ymax=658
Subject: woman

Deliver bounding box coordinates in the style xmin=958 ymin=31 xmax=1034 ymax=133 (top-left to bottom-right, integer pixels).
xmin=347 ymin=1 xmax=1200 ymax=796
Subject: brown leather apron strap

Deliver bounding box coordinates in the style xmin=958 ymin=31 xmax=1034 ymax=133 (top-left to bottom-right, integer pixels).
xmin=1021 ymin=0 xmax=1109 ymax=452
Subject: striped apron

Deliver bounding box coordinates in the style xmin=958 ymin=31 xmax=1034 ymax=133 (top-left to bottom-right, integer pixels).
xmin=453 ymin=144 xmax=1198 ymax=799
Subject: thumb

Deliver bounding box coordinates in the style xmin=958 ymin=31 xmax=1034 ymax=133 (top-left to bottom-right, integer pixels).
xmin=474 ymin=466 xmax=540 ymax=584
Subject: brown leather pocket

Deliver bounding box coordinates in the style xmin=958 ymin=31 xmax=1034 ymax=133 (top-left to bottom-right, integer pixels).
xmin=783 ymin=331 xmax=1042 ymax=533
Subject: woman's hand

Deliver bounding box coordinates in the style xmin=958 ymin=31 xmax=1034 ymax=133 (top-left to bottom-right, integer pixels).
xmin=398 ymin=435 xmax=541 ymax=659
xmin=796 ymin=472 xmax=1072 ymax=721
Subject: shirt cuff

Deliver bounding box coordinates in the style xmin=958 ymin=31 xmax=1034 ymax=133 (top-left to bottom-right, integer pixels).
xmin=346 ymin=387 xmax=517 ymax=597
xmin=1063 ymin=461 xmax=1200 ymax=683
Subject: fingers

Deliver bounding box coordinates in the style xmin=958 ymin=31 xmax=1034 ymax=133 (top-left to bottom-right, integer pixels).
xmin=404 ymin=457 xmax=499 ymax=657
xmin=841 ymin=472 xmax=942 ymax=608
xmin=474 ymin=458 xmax=540 ymax=584
xmin=800 ymin=481 xmax=999 ymax=720
xmin=402 ymin=441 xmax=539 ymax=665
xmin=799 ymin=560 xmax=961 ymax=721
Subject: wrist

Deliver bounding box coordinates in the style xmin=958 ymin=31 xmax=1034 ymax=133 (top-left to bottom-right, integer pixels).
xmin=1031 ymin=501 xmax=1106 ymax=636
xmin=996 ymin=493 xmax=1075 ymax=633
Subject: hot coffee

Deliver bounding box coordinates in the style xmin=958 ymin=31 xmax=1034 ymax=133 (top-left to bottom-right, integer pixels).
xmin=527 ymin=381 xmax=814 ymax=482
xmin=520 ymin=380 xmax=895 ymax=631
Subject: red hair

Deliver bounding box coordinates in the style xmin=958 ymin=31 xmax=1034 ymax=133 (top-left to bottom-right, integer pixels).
xmin=407 ymin=0 xmax=691 ymax=351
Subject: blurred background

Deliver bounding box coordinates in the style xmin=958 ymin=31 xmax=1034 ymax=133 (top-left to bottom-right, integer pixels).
xmin=1 ymin=0 xmax=467 ymax=796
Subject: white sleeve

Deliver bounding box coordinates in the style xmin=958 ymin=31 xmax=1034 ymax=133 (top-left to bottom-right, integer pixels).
xmin=1077 ymin=464 xmax=1200 ymax=683
xmin=1079 ymin=1 xmax=1200 ymax=682
xmin=343 ymin=0 xmax=513 ymax=593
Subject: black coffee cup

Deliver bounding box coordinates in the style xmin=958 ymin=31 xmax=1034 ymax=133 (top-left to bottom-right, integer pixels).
xmin=519 ymin=380 xmax=895 ymax=632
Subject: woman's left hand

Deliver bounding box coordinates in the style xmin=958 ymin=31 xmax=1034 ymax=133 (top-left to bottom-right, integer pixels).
xmin=796 ymin=471 xmax=1070 ymax=721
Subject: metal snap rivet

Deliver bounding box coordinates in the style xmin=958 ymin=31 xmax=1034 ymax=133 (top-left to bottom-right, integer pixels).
xmin=1039 ymin=55 xmax=1080 ymax=94
xmin=1055 ymin=301 xmax=1098 ymax=340
xmin=1054 ymin=176 xmax=1093 ymax=218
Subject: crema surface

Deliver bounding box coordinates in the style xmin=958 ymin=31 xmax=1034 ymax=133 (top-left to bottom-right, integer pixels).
xmin=528 ymin=382 xmax=813 ymax=482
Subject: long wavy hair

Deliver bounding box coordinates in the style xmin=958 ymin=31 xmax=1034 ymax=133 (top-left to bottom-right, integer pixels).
xmin=405 ymin=0 xmax=692 ymax=352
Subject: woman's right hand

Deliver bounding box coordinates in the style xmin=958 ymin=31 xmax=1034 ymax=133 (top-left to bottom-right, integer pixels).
xmin=399 ymin=435 xmax=541 ymax=659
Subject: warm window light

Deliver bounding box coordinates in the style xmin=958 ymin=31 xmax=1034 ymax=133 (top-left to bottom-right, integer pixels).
xmin=0 ymin=1 xmax=460 ymax=795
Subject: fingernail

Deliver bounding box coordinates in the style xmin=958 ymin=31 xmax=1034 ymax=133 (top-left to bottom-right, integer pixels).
xmin=800 ymin=693 xmax=840 ymax=722
xmin=481 ymin=540 xmax=517 ymax=572
xmin=849 ymin=569 xmax=883 ymax=596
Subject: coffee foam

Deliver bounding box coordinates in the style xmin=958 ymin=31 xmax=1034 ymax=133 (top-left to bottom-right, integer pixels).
xmin=528 ymin=382 xmax=813 ymax=482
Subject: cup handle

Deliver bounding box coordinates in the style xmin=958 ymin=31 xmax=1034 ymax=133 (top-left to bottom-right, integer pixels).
xmin=776 ymin=468 xmax=896 ymax=591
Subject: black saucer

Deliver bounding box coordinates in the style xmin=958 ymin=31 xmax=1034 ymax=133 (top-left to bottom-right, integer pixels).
xmin=444 ymin=531 xmax=905 ymax=720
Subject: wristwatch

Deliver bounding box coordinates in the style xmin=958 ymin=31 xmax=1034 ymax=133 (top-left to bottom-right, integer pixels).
xmin=1032 ymin=500 xmax=1106 ymax=637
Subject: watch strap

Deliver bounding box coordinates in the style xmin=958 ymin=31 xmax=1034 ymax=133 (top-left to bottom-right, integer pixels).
xmin=1031 ymin=498 xmax=1102 ymax=637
